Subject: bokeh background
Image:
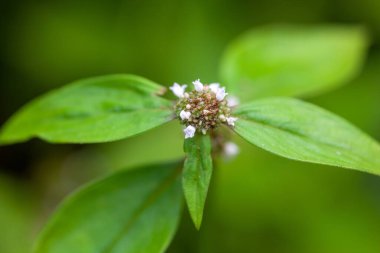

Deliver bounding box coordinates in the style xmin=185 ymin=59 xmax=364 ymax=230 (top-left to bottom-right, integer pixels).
xmin=1 ymin=0 xmax=380 ymax=252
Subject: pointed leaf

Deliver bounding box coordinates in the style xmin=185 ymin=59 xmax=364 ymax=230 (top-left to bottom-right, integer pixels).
xmin=183 ymin=134 xmax=213 ymax=229
xmin=34 ymin=162 xmax=183 ymax=253
xmin=233 ymin=98 xmax=380 ymax=175
xmin=220 ymin=25 xmax=368 ymax=100
xmin=0 ymin=74 xmax=174 ymax=145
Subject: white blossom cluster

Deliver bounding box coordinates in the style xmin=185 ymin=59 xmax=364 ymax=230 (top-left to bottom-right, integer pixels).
xmin=170 ymin=79 xmax=238 ymax=139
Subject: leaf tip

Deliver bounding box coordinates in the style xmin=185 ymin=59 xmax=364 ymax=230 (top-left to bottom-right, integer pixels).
xmin=191 ymin=214 xmax=203 ymax=230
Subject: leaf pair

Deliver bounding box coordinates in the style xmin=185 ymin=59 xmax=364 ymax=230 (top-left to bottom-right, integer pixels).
xmin=180 ymin=25 xmax=379 ymax=230
xmin=182 ymin=96 xmax=380 ymax=231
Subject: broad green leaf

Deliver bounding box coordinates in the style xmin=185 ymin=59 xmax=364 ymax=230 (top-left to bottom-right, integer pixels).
xmin=233 ymin=98 xmax=380 ymax=175
xmin=34 ymin=162 xmax=183 ymax=253
xmin=220 ymin=25 xmax=368 ymax=100
xmin=0 ymin=74 xmax=174 ymax=145
xmin=183 ymin=134 xmax=213 ymax=229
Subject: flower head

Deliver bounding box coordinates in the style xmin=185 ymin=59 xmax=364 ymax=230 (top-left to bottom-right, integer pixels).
xmin=184 ymin=125 xmax=196 ymax=139
xmin=173 ymin=79 xmax=237 ymax=138
xmin=170 ymin=83 xmax=187 ymax=98
xmin=192 ymin=79 xmax=204 ymax=92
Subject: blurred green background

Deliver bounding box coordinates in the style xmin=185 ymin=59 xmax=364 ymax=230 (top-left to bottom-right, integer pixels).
xmin=1 ymin=0 xmax=380 ymax=252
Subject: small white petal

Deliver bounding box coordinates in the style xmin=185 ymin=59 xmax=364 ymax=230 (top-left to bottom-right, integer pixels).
xmin=180 ymin=110 xmax=191 ymax=120
xmin=219 ymin=114 xmax=226 ymax=122
xmin=201 ymin=129 xmax=207 ymax=135
xmin=183 ymin=125 xmax=196 ymax=139
xmin=169 ymin=83 xmax=187 ymax=98
xmin=192 ymin=79 xmax=204 ymax=92
xmin=227 ymin=96 xmax=239 ymax=107
xmin=224 ymin=142 xmax=239 ymax=159
xmin=208 ymin=83 xmax=220 ymax=93
xmin=226 ymin=117 xmax=237 ymax=126
xmin=186 ymin=104 xmax=191 ymax=109
xmin=216 ymin=87 xmax=228 ymax=101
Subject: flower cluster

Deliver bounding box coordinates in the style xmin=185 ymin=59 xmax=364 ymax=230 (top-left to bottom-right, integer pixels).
xmin=170 ymin=79 xmax=238 ymax=139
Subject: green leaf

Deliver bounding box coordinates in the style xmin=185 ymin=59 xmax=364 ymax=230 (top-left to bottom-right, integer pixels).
xmin=0 ymin=74 xmax=174 ymax=145
xmin=183 ymin=134 xmax=213 ymax=229
xmin=220 ymin=25 xmax=368 ymax=100
xmin=233 ymin=97 xmax=380 ymax=175
xmin=34 ymin=162 xmax=183 ymax=253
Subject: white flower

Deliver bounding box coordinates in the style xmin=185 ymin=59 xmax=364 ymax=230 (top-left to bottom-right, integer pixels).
xmin=192 ymin=79 xmax=204 ymax=92
xmin=227 ymin=96 xmax=239 ymax=107
xmin=208 ymin=83 xmax=220 ymax=93
xmin=219 ymin=114 xmax=226 ymax=122
xmin=215 ymin=87 xmax=228 ymax=101
xmin=180 ymin=110 xmax=191 ymax=120
xmin=169 ymin=83 xmax=187 ymax=98
xmin=209 ymin=83 xmax=229 ymax=101
xmin=183 ymin=125 xmax=196 ymax=139
xmin=226 ymin=117 xmax=237 ymax=126
xmin=224 ymin=142 xmax=239 ymax=159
